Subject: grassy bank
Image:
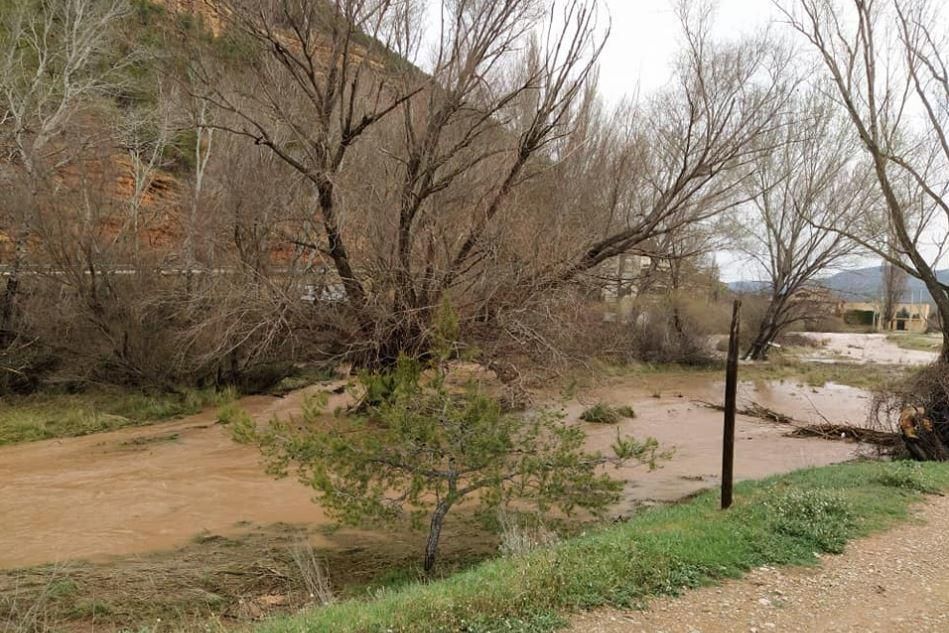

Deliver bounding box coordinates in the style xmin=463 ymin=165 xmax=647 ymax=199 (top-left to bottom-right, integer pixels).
xmin=597 ymin=357 xmax=907 ymax=391
xmin=887 ymin=333 xmax=942 ymax=352
xmin=255 ymin=461 xmax=949 ymax=633
xmin=0 ymin=387 xmax=237 ymax=446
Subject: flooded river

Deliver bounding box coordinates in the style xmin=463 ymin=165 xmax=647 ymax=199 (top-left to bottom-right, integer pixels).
xmin=0 ymin=371 xmax=874 ymax=570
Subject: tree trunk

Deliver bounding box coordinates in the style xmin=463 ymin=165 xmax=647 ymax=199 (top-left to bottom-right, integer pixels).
xmin=744 ymin=299 xmax=782 ymax=361
xmin=423 ymin=501 xmax=451 ymax=575
xmin=0 ymin=276 xmax=19 ymax=343
xmin=0 ymin=234 xmax=26 ymax=344
xmin=934 ymin=298 xmax=949 ymax=364
xmin=899 ymin=406 xmax=949 ymax=462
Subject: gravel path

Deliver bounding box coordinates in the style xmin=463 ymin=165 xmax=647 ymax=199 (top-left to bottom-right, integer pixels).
xmin=570 ymin=495 xmax=949 ymax=633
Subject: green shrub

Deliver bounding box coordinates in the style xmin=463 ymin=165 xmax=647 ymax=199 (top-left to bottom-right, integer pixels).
xmin=579 ymin=403 xmax=636 ymax=424
xmin=615 ymin=405 xmax=637 ymax=419
xmin=236 ymin=357 xmax=662 ymax=573
xmin=216 ymin=401 xmax=251 ymax=427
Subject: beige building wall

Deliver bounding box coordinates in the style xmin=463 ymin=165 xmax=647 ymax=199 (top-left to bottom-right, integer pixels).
xmin=842 ymin=301 xmax=931 ymax=333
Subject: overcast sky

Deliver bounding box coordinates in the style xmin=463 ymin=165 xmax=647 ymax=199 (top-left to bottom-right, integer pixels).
xmin=598 ymin=1 xmax=785 ymax=282
xmin=597 ymin=1 xmax=781 ymax=101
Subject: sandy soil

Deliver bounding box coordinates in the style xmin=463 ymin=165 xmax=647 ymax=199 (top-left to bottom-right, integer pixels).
xmin=570 ymin=494 xmax=949 ymax=633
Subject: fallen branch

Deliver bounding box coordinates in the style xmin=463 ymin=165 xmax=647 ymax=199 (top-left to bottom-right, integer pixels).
xmin=786 ymin=423 xmax=902 ymax=447
xmin=697 ymin=400 xmax=794 ymax=424
xmin=697 ymin=400 xmax=901 ymax=448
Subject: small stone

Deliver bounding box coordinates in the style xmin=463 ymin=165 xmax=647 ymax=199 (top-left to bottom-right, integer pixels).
xmin=758 ymin=597 xmax=772 ymax=607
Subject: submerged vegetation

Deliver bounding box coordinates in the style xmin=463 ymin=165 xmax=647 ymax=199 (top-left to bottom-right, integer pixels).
xmin=579 ymin=403 xmax=637 ymax=424
xmin=887 ymin=333 xmax=943 ymax=353
xmin=0 ymin=387 xmax=237 ymax=445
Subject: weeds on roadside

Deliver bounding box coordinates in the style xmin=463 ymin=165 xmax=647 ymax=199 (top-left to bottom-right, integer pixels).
xmin=766 ymin=489 xmax=854 ymax=553
xmin=497 ymin=512 xmax=559 ymax=557
xmin=876 ymin=460 xmax=941 ymax=494
xmin=289 ymin=539 xmax=335 ymax=606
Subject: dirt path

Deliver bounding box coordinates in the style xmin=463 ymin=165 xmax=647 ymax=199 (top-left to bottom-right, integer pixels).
xmin=571 ymin=495 xmax=949 ymax=633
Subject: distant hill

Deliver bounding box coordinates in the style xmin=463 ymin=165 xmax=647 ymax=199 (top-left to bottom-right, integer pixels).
xmin=729 ymin=265 xmax=949 ymax=304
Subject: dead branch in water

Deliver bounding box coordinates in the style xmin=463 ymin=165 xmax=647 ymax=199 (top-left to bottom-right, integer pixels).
xmin=697 ymin=400 xmax=901 ymax=448
xmin=698 ymin=400 xmax=794 ymax=424
xmin=786 ymin=424 xmax=901 ymax=448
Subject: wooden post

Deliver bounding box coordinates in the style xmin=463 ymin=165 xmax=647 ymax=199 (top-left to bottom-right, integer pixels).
xmin=722 ymin=299 xmax=741 ymax=510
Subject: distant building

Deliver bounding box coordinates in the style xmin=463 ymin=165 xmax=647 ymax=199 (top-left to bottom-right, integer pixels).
xmin=601 ymin=253 xmax=653 ymax=300
xmin=842 ymin=301 xmax=931 ymax=332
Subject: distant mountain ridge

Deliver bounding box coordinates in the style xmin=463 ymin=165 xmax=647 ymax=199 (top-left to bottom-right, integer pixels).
xmin=729 ymin=265 xmax=949 ymax=304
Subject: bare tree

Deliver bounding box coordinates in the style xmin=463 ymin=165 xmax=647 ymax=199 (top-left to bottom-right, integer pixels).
xmin=197 ymin=0 xmax=426 ymax=335
xmin=782 ymin=0 xmax=949 ymax=360
xmin=198 ymin=0 xmax=608 ymax=365
xmin=738 ymin=90 xmax=868 ymax=360
xmin=114 ymin=85 xmax=176 ymax=260
xmin=552 ymin=3 xmax=796 ymax=284
xmin=192 ymin=0 xmax=796 ymax=368
xmin=0 ymin=0 xmax=131 ymax=338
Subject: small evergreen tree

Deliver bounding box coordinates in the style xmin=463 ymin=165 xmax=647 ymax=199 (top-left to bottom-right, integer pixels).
xmin=234 ymin=357 xmax=662 ymax=573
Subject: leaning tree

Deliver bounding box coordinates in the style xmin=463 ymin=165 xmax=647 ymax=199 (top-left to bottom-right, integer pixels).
xmin=196 ymin=0 xmax=793 ymax=367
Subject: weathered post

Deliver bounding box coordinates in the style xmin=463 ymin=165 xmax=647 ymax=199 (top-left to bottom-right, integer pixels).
xmin=722 ymin=299 xmax=741 ymax=510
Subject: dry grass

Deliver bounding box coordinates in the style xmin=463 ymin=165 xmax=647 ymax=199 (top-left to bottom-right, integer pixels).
xmin=0 ymin=521 xmax=497 ymax=633
xmin=497 ymin=513 xmax=559 ymax=557
xmin=289 ymin=539 xmax=334 ymax=607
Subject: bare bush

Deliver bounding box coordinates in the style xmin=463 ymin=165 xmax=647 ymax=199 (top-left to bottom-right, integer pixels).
xmin=628 ymin=297 xmax=718 ymax=365
xmin=288 ymin=539 xmax=334 ymax=606
xmin=497 ymin=511 xmax=559 ymax=557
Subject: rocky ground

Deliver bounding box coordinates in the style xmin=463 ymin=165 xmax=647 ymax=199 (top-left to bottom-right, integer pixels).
xmin=571 ymin=495 xmax=949 ymax=633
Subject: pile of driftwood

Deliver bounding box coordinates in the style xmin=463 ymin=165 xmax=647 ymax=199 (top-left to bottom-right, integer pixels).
xmin=898 ymin=406 xmax=949 ymax=461
xmin=699 ymin=400 xmax=902 ymax=449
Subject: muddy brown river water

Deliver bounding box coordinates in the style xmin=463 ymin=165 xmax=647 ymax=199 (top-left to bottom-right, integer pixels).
xmin=0 ymin=370 xmax=879 ymax=570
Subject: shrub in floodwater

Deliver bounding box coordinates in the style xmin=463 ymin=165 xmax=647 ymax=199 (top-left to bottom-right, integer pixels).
xmin=234 ymin=356 xmax=664 ymax=574
xmin=579 ymin=403 xmax=636 ymax=424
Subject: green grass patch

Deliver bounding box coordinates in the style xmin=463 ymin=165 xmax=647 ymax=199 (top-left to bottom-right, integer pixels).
xmin=0 ymin=387 xmax=237 ymax=446
xmin=886 ymin=333 xmax=942 ymax=352
xmin=594 ymin=357 xmax=907 ymax=391
xmin=740 ymin=358 xmax=908 ymax=390
xmin=254 ymin=461 xmax=949 ymax=633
